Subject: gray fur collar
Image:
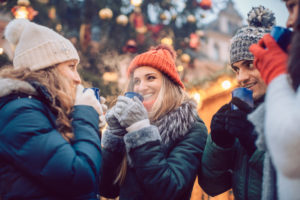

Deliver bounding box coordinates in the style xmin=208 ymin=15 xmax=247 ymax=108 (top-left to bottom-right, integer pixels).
xmin=0 ymin=78 xmax=37 ymax=98
xmin=153 ymin=99 xmax=198 ymax=144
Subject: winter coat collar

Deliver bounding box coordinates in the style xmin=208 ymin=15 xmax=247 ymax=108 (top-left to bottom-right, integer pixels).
xmin=0 ymin=78 xmax=37 ymax=98
xmin=152 ymin=99 xmax=199 ymax=144
xmin=0 ymin=78 xmax=53 ymax=106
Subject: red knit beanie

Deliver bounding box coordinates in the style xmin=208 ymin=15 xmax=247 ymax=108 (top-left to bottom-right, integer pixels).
xmin=127 ymin=45 xmax=184 ymax=88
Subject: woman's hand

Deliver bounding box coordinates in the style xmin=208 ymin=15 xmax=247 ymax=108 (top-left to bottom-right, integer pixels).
xmin=75 ymin=85 xmax=103 ymax=115
xmin=114 ymin=96 xmax=149 ymax=132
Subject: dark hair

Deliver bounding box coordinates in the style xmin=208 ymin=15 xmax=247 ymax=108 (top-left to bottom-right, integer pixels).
xmin=287 ymin=0 xmax=300 ymax=90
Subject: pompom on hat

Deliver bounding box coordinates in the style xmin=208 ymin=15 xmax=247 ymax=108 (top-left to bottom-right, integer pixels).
xmin=230 ymin=6 xmax=276 ymax=65
xmin=4 ymin=19 xmax=79 ymax=71
xmin=127 ymin=45 xmax=184 ymax=88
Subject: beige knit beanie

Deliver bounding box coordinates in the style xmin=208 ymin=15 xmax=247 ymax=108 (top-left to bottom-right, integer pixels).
xmin=4 ymin=19 xmax=79 ymax=71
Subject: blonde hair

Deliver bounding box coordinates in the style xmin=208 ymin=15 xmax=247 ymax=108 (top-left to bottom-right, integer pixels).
xmin=0 ymin=66 xmax=75 ymax=142
xmin=115 ymin=72 xmax=190 ymax=184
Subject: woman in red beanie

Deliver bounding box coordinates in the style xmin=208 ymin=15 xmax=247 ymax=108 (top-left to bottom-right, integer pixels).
xmin=99 ymin=45 xmax=208 ymax=200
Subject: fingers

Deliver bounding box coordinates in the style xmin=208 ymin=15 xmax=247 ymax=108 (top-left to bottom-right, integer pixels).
xmin=100 ymin=96 xmax=108 ymax=113
xmin=105 ymin=107 xmax=114 ymax=120
xmin=249 ymin=43 xmax=265 ymax=57
xmin=117 ymin=95 xmax=132 ymax=104
xmin=99 ymin=115 xmax=106 ymax=129
xmin=217 ymin=103 xmax=231 ymax=113
xmin=100 ymin=96 xmax=106 ymax=104
xmin=263 ymin=34 xmax=280 ymax=49
xmin=84 ymin=88 xmax=95 ymax=97
xmin=76 ymin=84 xmax=84 ymax=97
xmin=101 ymin=103 xmax=108 ymax=113
xmin=231 ymin=97 xmax=252 ymax=113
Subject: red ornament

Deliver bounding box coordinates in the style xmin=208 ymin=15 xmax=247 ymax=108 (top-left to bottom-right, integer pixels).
xmin=147 ymin=24 xmax=163 ymax=40
xmin=123 ymin=39 xmax=137 ymax=53
xmin=199 ymin=0 xmax=212 ymax=10
xmin=189 ymin=33 xmax=199 ymax=49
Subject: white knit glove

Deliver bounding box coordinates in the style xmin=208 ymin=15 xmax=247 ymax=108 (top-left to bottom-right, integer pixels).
xmin=99 ymin=96 xmax=107 ymax=129
xmin=75 ymin=85 xmax=103 ymax=115
xmin=114 ymin=96 xmax=150 ymax=132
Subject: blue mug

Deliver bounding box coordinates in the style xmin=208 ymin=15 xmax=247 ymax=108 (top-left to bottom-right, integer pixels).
xmin=270 ymin=26 xmax=292 ymax=52
xmin=124 ymin=92 xmax=144 ymax=102
xmin=231 ymin=87 xmax=254 ymax=110
xmin=84 ymin=87 xmax=100 ymax=101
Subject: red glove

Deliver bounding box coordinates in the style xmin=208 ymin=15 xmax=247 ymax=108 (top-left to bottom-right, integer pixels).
xmin=249 ymin=34 xmax=288 ymax=85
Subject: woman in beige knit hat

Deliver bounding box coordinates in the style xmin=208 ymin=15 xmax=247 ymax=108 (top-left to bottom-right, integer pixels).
xmin=0 ymin=19 xmax=106 ymax=200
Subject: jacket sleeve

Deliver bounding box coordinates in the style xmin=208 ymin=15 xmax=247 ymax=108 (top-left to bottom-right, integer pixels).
xmin=98 ymin=130 xmax=125 ymax=198
xmin=198 ymin=134 xmax=235 ymax=196
xmin=248 ymin=148 xmax=264 ymax=175
xmin=123 ymin=120 xmax=208 ymax=200
xmin=0 ymin=98 xmax=101 ymax=196
xmin=265 ymin=74 xmax=300 ymax=178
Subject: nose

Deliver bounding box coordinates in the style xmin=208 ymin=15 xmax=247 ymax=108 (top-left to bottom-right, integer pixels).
xmin=236 ymin=68 xmax=250 ymax=86
xmin=286 ymin=16 xmax=293 ymax=29
xmin=135 ymin=80 xmax=147 ymax=93
xmin=73 ymin=71 xmax=81 ymax=85
xmin=286 ymin=12 xmax=296 ymax=29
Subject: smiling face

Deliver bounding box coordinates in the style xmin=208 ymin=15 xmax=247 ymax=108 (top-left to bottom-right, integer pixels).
xmin=132 ymin=66 xmax=163 ymax=111
xmin=285 ymin=0 xmax=299 ymax=29
xmin=231 ymin=60 xmax=267 ymax=100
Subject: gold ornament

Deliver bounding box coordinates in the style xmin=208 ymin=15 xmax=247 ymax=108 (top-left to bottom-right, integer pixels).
xmin=99 ymin=8 xmax=113 ymax=20
xmin=187 ymin=14 xmax=196 ymax=23
xmin=116 ymin=15 xmax=128 ymax=26
xmin=160 ymin=13 xmax=167 ymax=21
xmin=181 ymin=53 xmax=191 ymax=63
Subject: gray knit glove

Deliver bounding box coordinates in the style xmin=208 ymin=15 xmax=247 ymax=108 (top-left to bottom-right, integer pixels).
xmin=105 ymin=106 xmax=127 ymax=136
xmin=114 ymin=96 xmax=150 ymax=132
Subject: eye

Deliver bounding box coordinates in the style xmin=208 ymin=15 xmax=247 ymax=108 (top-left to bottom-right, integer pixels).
xmin=69 ymin=64 xmax=76 ymax=70
xmin=287 ymin=2 xmax=296 ymax=11
xmin=231 ymin=66 xmax=239 ymax=73
xmin=133 ymin=79 xmax=140 ymax=85
xmin=247 ymin=63 xmax=254 ymax=69
xmin=147 ymin=75 xmax=156 ymax=81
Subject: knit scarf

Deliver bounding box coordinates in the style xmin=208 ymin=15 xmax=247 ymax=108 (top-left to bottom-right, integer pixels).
xmin=152 ymin=99 xmax=199 ymax=144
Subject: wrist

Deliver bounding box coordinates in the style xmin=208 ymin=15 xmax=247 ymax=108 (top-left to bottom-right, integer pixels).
xmin=126 ymin=119 xmax=150 ymax=132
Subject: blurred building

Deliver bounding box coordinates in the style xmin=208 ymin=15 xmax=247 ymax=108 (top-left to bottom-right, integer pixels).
xmin=189 ymin=1 xmax=243 ymax=200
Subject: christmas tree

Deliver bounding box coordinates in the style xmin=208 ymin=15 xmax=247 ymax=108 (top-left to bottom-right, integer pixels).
xmin=1 ymin=0 xmax=225 ymax=99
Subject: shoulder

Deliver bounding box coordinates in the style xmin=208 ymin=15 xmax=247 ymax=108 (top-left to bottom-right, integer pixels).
xmin=0 ymin=94 xmax=55 ymax=131
xmin=172 ymin=116 xmax=208 ymax=150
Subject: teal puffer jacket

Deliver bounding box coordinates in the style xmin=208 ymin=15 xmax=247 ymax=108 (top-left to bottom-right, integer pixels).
xmin=100 ymin=101 xmax=208 ymax=200
xmin=0 ymin=79 xmax=102 ymax=200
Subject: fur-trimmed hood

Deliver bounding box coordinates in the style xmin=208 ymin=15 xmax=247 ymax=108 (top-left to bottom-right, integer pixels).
xmin=153 ymin=99 xmax=199 ymax=144
xmin=0 ymin=78 xmax=37 ymax=98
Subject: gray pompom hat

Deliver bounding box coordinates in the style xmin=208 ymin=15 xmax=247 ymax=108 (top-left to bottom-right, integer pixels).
xmin=230 ymin=6 xmax=276 ymax=65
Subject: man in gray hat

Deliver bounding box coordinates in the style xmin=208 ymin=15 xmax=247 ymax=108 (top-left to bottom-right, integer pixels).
xmin=198 ymin=6 xmax=275 ymax=200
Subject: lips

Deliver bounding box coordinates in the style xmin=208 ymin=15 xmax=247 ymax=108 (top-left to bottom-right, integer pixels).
xmin=142 ymin=94 xmax=154 ymax=101
xmin=244 ymin=82 xmax=256 ymax=90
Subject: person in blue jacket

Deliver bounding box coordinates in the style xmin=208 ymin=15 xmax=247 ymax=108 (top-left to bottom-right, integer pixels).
xmin=0 ymin=19 xmax=106 ymax=200
xmin=99 ymin=45 xmax=208 ymax=200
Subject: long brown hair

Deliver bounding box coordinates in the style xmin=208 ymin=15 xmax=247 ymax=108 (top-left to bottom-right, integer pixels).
xmin=115 ymin=73 xmax=191 ymax=184
xmin=0 ymin=66 xmax=74 ymax=142
xmin=287 ymin=0 xmax=300 ymax=90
